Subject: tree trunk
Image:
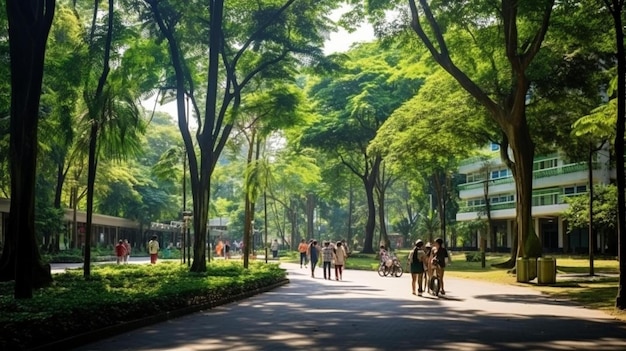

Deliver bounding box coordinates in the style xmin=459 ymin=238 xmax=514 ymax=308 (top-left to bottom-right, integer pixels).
xmin=483 ymin=177 xmax=495 ymax=251
xmin=376 ymin=186 xmax=390 ymax=250
xmin=588 ymin=145 xmax=595 ymax=276
xmin=347 ymin=181 xmax=353 ymax=246
xmin=306 ymin=193 xmax=315 ymax=240
xmin=608 ymin=0 xmax=626 ymax=309
xmin=0 ymin=0 xmax=55 ymax=298
xmin=83 ymin=123 xmax=98 ymax=277
xmin=52 ymin=162 xmax=65 ymax=253
xmin=362 ymin=177 xmax=377 ymax=253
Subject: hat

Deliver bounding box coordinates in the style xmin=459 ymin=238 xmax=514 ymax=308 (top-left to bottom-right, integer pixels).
xmin=414 ymin=239 xmax=423 ymax=246
xmin=425 ymin=242 xmax=431 ymax=248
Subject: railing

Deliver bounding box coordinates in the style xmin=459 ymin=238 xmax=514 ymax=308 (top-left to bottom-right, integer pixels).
xmin=458 ymin=162 xmax=602 ymax=191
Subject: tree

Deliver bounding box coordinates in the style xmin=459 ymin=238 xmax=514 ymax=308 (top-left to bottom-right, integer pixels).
xmin=0 ymin=0 xmax=56 ymax=298
xmin=365 ymin=0 xmax=554 ymax=264
xmin=303 ymin=42 xmax=421 ymax=253
xmin=602 ymin=0 xmax=626 ymax=310
xmin=142 ymin=0 xmax=338 ymax=271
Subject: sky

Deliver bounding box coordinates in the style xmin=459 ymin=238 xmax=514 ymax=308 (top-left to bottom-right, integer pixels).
xmin=142 ymin=7 xmax=375 ymax=119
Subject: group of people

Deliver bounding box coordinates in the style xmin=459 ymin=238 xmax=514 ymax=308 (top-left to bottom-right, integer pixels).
xmin=299 ymin=239 xmax=350 ymax=280
xmin=406 ymin=237 xmax=450 ymax=295
xmin=114 ymin=239 xmax=132 ymax=264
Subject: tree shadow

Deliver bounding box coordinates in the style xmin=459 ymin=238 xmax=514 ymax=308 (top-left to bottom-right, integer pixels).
xmin=74 ymin=269 xmax=626 ymax=351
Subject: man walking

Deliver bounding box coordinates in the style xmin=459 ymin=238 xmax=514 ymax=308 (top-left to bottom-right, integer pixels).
xmin=298 ymin=239 xmax=309 ymax=268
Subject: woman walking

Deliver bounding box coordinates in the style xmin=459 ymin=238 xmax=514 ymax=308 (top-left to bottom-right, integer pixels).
xmin=407 ymin=240 xmax=427 ymax=295
xmin=333 ymin=241 xmax=347 ymax=280
xmin=432 ymin=238 xmax=450 ymax=295
xmin=307 ymin=240 xmax=320 ymax=278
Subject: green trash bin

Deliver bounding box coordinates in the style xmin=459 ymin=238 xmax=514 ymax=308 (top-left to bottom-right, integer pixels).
xmin=537 ymin=257 xmax=556 ymax=284
xmin=516 ymin=257 xmax=530 ymax=282
xmin=528 ymin=257 xmax=537 ymax=280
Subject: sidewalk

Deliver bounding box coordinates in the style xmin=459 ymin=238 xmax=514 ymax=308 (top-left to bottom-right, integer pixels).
xmin=73 ymin=262 xmax=626 ymax=351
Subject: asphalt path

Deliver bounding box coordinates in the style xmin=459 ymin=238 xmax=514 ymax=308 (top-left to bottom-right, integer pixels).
xmin=65 ymin=261 xmax=626 ymax=351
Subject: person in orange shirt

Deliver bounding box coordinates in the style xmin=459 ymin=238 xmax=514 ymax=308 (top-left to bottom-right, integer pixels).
xmin=215 ymin=240 xmax=223 ymax=257
xmin=298 ymin=239 xmax=309 ymax=268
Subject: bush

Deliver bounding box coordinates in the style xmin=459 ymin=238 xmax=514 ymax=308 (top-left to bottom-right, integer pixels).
xmin=465 ymin=252 xmax=483 ymax=262
xmin=0 ymin=261 xmax=287 ymax=350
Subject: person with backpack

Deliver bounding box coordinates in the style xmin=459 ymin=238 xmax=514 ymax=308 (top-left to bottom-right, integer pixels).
xmin=407 ymin=240 xmax=427 ymax=295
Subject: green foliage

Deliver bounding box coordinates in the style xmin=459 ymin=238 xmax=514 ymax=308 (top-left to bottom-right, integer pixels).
xmin=465 ymin=251 xmax=483 ymax=262
xmin=0 ymin=261 xmax=286 ymax=349
xmin=563 ymin=184 xmax=618 ymax=235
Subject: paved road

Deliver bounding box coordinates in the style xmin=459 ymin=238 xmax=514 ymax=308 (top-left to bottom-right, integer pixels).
xmin=73 ymin=263 xmax=626 ymax=351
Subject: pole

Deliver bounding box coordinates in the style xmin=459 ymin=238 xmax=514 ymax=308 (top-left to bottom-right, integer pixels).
xmin=588 ymin=144 xmax=594 ymax=276
xmin=264 ymin=190 xmax=268 ymax=264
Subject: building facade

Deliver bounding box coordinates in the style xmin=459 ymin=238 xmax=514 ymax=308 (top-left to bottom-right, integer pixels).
xmin=456 ymin=144 xmax=613 ymax=253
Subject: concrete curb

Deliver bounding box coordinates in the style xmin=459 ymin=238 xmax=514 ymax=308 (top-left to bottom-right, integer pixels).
xmin=28 ymin=278 xmax=290 ymax=351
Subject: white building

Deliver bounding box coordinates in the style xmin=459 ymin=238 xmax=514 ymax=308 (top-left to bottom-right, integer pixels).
xmin=456 ymin=143 xmax=613 ymax=253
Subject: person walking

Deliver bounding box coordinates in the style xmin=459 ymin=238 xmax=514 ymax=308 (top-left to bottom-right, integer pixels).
xmin=298 ymin=239 xmax=309 ymax=268
xmin=307 ymin=240 xmax=320 ymax=278
xmin=115 ymin=240 xmax=127 ymax=265
xmin=333 ymin=241 xmax=347 ymax=280
xmin=407 ymin=240 xmax=427 ymax=295
xmin=321 ymin=241 xmax=334 ymax=280
xmin=122 ymin=239 xmax=131 ymax=264
xmin=270 ymin=239 xmax=279 ymax=259
xmin=148 ymin=235 xmax=160 ymax=264
xmin=432 ymin=237 xmax=450 ymax=295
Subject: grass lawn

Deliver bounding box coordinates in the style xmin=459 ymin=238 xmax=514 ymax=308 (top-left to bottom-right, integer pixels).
xmin=445 ymin=253 xmax=625 ymax=321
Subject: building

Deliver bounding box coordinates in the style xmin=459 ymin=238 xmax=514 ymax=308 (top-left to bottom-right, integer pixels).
xmin=456 ymin=143 xmax=613 ymax=253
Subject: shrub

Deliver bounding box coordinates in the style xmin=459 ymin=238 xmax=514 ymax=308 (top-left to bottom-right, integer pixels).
xmin=465 ymin=252 xmax=483 ymax=262
xmin=0 ymin=261 xmax=287 ymax=350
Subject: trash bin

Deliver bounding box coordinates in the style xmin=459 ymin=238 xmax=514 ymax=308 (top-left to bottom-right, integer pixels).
xmin=516 ymin=257 xmax=530 ymax=282
xmin=528 ymin=257 xmax=537 ymax=280
xmin=537 ymin=257 xmax=556 ymax=284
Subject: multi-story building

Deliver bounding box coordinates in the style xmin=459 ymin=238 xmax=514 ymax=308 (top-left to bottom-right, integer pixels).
xmin=456 ymin=143 xmax=613 ymax=253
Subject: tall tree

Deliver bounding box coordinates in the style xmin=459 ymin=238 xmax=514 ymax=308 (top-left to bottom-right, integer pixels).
xmin=142 ymin=0 xmax=338 ymax=271
xmin=0 ymin=0 xmax=55 ymax=298
xmin=367 ymin=0 xmax=554 ymax=263
xmin=602 ymin=0 xmax=626 ymax=310
xmin=303 ymin=42 xmax=421 ymax=253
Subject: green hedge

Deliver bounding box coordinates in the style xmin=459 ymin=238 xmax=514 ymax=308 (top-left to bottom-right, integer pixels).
xmin=0 ymin=261 xmax=286 ymax=350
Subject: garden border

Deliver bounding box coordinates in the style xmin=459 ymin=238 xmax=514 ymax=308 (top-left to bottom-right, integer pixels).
xmin=29 ymin=278 xmax=290 ymax=351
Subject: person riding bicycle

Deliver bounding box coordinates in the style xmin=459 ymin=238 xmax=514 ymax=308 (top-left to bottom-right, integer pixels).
xmin=432 ymin=237 xmax=450 ymax=295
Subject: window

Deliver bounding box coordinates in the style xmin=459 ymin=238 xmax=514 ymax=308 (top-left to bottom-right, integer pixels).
xmin=533 ymin=158 xmax=558 ymax=171
xmin=563 ymin=185 xmax=587 ymax=196
xmin=490 ymin=169 xmax=512 ymax=180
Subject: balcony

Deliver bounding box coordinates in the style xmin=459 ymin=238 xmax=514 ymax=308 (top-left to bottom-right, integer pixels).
xmin=458 ymin=162 xmax=602 ymax=192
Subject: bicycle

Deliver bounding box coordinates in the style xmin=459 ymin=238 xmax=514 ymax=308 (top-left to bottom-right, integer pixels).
xmin=428 ymin=260 xmax=441 ymax=296
xmin=378 ymin=255 xmax=403 ymax=277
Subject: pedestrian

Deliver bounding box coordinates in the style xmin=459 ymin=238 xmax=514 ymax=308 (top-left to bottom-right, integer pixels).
xmin=333 ymin=241 xmax=347 ymax=281
xmin=298 ymin=239 xmax=309 ymax=268
xmin=148 ymin=235 xmax=160 ymax=264
xmin=321 ymin=241 xmax=334 ymax=280
xmin=407 ymin=240 xmax=427 ymax=295
xmin=115 ymin=240 xmax=126 ymax=265
xmin=307 ymin=240 xmax=320 ymax=278
xmin=341 ymin=239 xmax=350 ymax=257
xmin=225 ymin=241 xmax=231 ymax=259
xmin=270 ymin=239 xmax=279 ymax=259
xmin=423 ymin=242 xmax=432 ymax=292
xmin=122 ymin=239 xmax=131 ymax=264
xmin=432 ymin=237 xmax=450 ymax=295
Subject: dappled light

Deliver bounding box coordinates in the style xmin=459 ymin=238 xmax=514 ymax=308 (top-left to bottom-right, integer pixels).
xmin=76 ymin=263 xmax=626 ymax=350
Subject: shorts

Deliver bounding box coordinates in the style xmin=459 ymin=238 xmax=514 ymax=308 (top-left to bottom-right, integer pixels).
xmin=410 ymin=262 xmax=424 ymax=274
